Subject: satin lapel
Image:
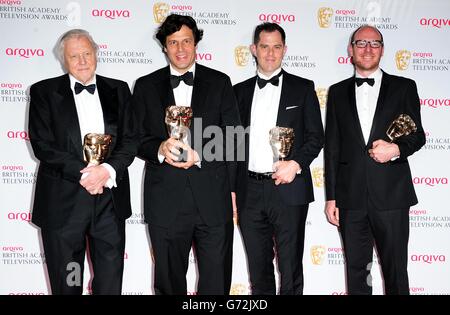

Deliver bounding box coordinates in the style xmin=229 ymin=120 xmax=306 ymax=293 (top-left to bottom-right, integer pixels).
xmin=96 ymin=76 xmax=118 ymax=141
xmin=242 ymin=77 xmax=256 ymax=128
xmin=56 ymin=75 xmax=83 ymax=159
xmin=348 ymin=79 xmax=366 ymax=147
xmin=276 ymin=71 xmax=290 ymax=127
xmin=190 ymin=65 xmax=208 ymax=120
xmin=242 ymin=78 xmax=256 ymax=169
xmin=156 ymin=67 xmax=175 ymax=111
xmin=367 ymin=73 xmax=389 ymax=145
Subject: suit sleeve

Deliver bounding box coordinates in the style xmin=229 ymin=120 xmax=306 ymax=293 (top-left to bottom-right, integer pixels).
xmin=220 ymin=76 xmax=242 ymax=192
xmin=104 ymin=82 xmax=138 ymax=181
xmin=28 ymin=83 xmax=85 ymax=182
xmin=133 ymin=78 xmax=166 ymax=164
xmin=324 ymin=86 xmax=339 ymax=201
xmin=292 ymin=81 xmax=324 ymax=170
xmin=394 ymin=79 xmax=426 ymax=160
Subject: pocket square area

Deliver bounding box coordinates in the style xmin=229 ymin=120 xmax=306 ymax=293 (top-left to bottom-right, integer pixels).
xmin=286 ymin=105 xmax=299 ymax=110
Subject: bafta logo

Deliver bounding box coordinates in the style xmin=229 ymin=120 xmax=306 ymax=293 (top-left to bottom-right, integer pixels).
xmin=395 ymin=50 xmax=411 ymax=71
xmin=312 ymin=167 xmax=324 ymax=188
xmin=315 ymin=87 xmax=328 ymax=110
xmin=318 ymin=7 xmax=333 ymax=28
xmin=310 ymin=245 xmax=326 ymax=265
xmin=83 ymin=133 xmax=112 ymax=166
xmin=234 ymin=45 xmax=251 ymax=67
xmin=386 ymin=114 xmax=417 ymax=142
xmin=153 ymin=2 xmax=170 ymax=24
xmin=269 ymin=127 xmax=295 ymax=161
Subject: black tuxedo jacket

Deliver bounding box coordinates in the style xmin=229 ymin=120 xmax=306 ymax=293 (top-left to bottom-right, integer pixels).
xmin=233 ymin=70 xmax=324 ymax=210
xmin=29 ymin=74 xmax=137 ymax=228
xmin=325 ymin=71 xmax=426 ymax=210
xmin=133 ymin=64 xmax=241 ymax=228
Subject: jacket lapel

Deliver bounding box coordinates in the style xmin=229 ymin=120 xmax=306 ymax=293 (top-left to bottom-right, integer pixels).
xmin=367 ymin=72 xmax=389 ymax=145
xmin=56 ymin=75 xmax=83 ymax=159
xmin=157 ymin=66 xmax=176 ymax=109
xmin=241 ymin=77 xmax=256 ymax=128
xmin=96 ymin=75 xmax=118 ymax=140
xmin=348 ymin=79 xmax=366 ymax=147
xmin=276 ymin=70 xmax=290 ymax=127
xmin=190 ymin=64 xmax=208 ymax=119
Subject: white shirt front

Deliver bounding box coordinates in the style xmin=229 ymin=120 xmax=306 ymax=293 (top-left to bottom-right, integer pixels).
xmin=69 ymin=74 xmax=116 ymax=187
xmin=355 ymin=68 xmax=383 ymax=144
xmin=171 ymin=63 xmax=195 ymax=107
xmin=248 ymin=68 xmax=283 ymax=173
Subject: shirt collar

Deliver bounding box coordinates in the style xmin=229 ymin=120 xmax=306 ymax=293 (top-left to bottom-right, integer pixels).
xmin=69 ymin=74 xmax=97 ymax=92
xmin=257 ymin=67 xmax=282 ymax=80
xmin=170 ymin=63 xmax=196 ymax=77
xmin=355 ymin=68 xmax=383 ymax=80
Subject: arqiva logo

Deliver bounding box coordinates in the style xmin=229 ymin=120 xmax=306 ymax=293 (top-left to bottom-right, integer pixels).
xmin=258 ymin=13 xmax=296 ymax=24
xmin=6 ymin=130 xmax=29 ymax=140
xmin=337 ymin=56 xmax=353 ymax=64
xmin=413 ymin=177 xmax=448 ymax=186
xmin=195 ymin=53 xmax=212 ymax=61
xmin=92 ymin=9 xmax=131 ymax=19
xmin=5 ymin=48 xmax=44 ymax=58
xmin=411 ymin=254 xmax=446 ymax=264
xmin=419 ymin=18 xmax=450 ymax=28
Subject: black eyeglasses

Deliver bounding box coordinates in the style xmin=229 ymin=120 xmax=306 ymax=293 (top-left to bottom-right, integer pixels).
xmin=351 ymin=40 xmax=383 ymax=48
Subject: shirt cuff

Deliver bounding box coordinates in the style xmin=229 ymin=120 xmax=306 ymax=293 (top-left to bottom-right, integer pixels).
xmin=390 ymin=155 xmax=400 ymax=161
xmin=158 ymin=152 xmax=165 ymax=164
xmin=101 ymin=163 xmax=117 ymax=188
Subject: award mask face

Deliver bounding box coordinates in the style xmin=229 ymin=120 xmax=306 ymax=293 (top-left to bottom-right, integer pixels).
xmin=83 ymin=133 xmax=112 ymax=165
xmin=386 ymin=114 xmax=417 ymax=142
xmin=269 ymin=127 xmax=295 ymax=161
xmin=165 ymin=105 xmax=193 ymax=144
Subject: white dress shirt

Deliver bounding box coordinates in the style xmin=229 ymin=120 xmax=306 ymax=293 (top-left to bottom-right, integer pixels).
xmin=171 ymin=63 xmax=195 ymax=107
xmin=355 ymin=68 xmax=383 ymax=144
xmin=248 ymin=68 xmax=283 ymax=173
xmin=69 ymin=74 xmax=116 ymax=188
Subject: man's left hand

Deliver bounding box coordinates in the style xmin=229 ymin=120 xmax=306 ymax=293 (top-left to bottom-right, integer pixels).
xmin=272 ymin=160 xmax=300 ymax=185
xmin=80 ymin=165 xmax=110 ymax=195
xmin=368 ymin=139 xmax=400 ymax=163
xmin=165 ymin=142 xmax=200 ymax=170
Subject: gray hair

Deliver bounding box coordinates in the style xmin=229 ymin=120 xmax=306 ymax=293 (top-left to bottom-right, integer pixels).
xmin=56 ymin=29 xmax=98 ymax=64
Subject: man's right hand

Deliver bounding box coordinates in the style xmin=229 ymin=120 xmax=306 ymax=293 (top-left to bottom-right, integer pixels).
xmin=158 ymin=138 xmax=199 ymax=169
xmin=158 ymin=138 xmax=185 ymax=164
xmin=325 ymin=200 xmax=340 ymax=226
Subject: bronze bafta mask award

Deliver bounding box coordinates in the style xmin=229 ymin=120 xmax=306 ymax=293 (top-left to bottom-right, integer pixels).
xmin=269 ymin=127 xmax=295 ymax=161
xmin=165 ymin=105 xmax=193 ymax=160
xmin=83 ymin=133 xmax=112 ymax=165
xmin=386 ymin=114 xmax=417 ymax=142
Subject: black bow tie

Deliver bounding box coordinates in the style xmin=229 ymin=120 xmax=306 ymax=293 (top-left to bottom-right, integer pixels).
xmin=170 ymin=72 xmax=194 ymax=89
xmin=74 ymin=82 xmax=96 ymax=94
xmin=257 ymin=72 xmax=282 ymax=89
xmin=355 ymin=77 xmax=375 ymax=87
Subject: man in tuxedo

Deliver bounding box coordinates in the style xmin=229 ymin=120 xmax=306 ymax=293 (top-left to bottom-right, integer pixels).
xmin=29 ymin=29 xmax=137 ymax=294
xmin=324 ymin=25 xmax=425 ymax=295
xmin=133 ymin=14 xmax=240 ymax=294
xmin=233 ymin=22 xmax=324 ymax=295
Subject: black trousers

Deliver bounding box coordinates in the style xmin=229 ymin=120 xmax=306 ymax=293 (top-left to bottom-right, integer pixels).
xmin=148 ymin=182 xmax=233 ymax=295
xmin=340 ymin=197 xmax=410 ymax=295
xmin=239 ymin=177 xmax=309 ymax=295
xmin=41 ymin=191 xmax=125 ymax=295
